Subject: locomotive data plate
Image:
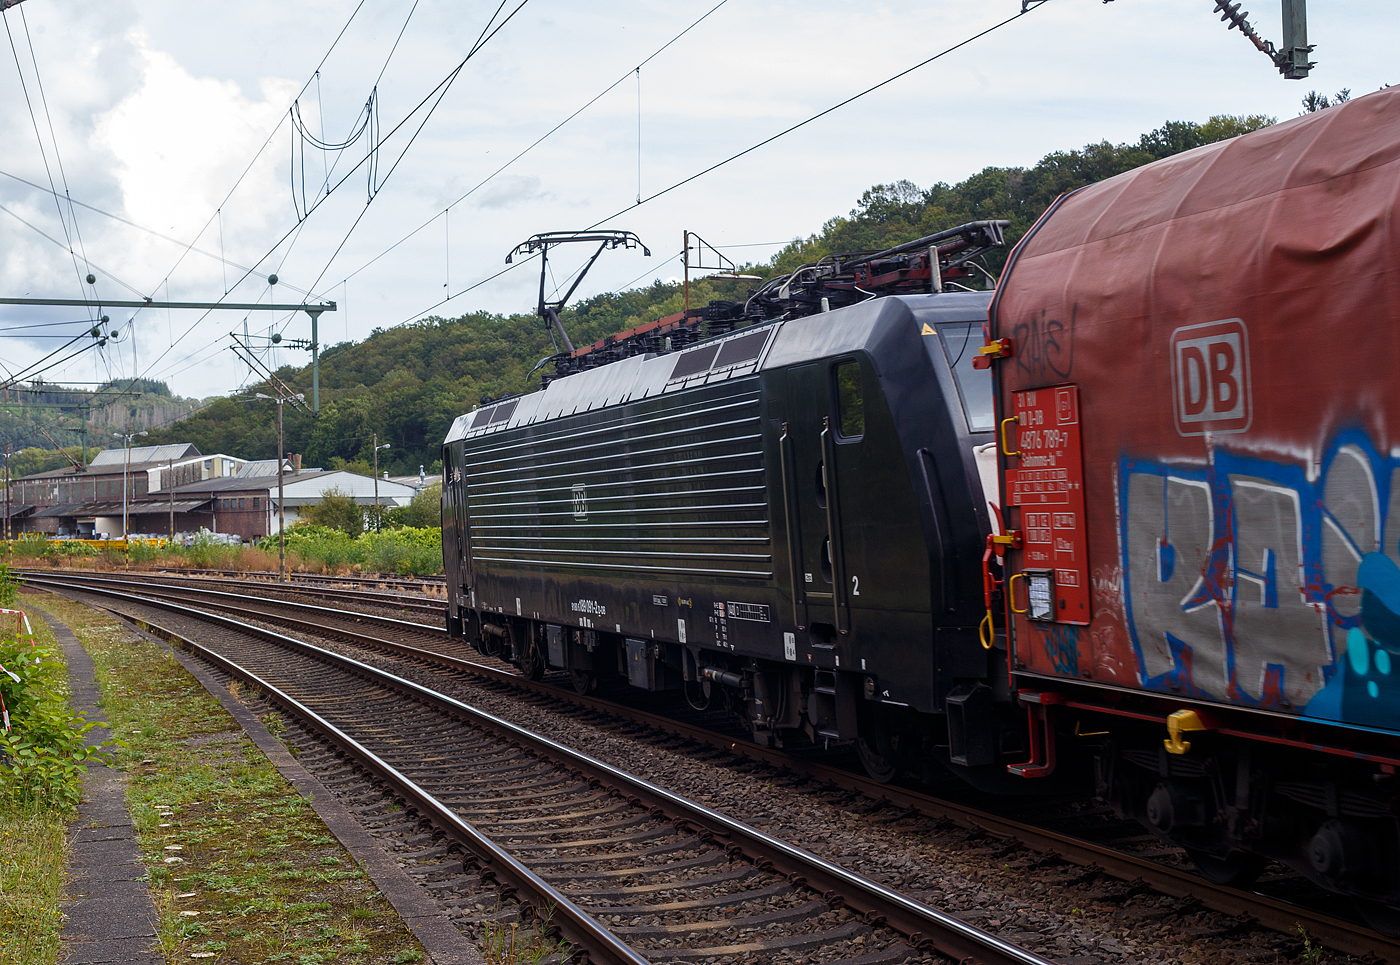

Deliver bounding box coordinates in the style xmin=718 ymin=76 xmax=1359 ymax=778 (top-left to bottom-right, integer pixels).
xmin=1007 ymin=385 xmax=1090 ymax=625
xmin=726 ymin=602 xmax=771 ymax=623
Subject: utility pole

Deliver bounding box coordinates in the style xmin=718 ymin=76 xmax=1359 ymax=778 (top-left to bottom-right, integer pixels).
xmin=114 ymin=429 xmax=148 ymax=568
xmin=114 ymin=430 xmax=148 ymax=542
xmin=1211 ymin=0 xmax=1314 ymax=79
xmin=0 ymin=285 xmax=335 ymax=411
xmin=4 ymin=444 xmax=11 ymax=553
xmin=372 ymin=435 xmax=390 ymax=532
xmin=256 ymin=391 xmax=303 ymax=580
xmin=168 ymin=457 xmax=175 ymax=544
xmin=279 ymin=404 xmax=285 ymax=579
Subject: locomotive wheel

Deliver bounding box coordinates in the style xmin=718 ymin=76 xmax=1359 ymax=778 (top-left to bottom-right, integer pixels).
xmin=856 ymin=708 xmax=899 ymax=784
xmin=519 ymin=638 xmax=546 ymax=681
xmin=570 ymin=669 xmax=595 ymax=694
xmin=1183 ymin=848 xmax=1266 ymax=888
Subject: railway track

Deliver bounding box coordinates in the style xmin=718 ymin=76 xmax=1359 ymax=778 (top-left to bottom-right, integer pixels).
xmin=25 ymin=569 xmax=1400 ymax=961
xmin=34 ymin=575 xmax=1046 ymax=965
xmin=143 ymin=567 xmax=447 ymax=618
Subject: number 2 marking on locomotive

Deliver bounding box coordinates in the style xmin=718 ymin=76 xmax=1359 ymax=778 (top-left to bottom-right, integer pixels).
xmin=851 ymin=575 xmax=860 ymax=596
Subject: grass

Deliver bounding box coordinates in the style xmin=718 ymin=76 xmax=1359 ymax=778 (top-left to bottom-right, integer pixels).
xmin=0 ymin=804 xmax=68 ymax=965
xmin=0 ymin=598 xmax=76 ymax=965
xmin=28 ymin=591 xmax=430 ymax=964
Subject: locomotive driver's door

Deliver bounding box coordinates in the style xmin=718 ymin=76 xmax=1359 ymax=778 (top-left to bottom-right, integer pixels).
xmin=444 ymin=445 xmax=472 ymax=600
xmin=779 ymin=362 xmax=849 ymax=637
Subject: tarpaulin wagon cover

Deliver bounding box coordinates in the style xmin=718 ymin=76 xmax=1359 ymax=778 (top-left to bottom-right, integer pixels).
xmin=989 ymin=87 xmax=1400 ymax=731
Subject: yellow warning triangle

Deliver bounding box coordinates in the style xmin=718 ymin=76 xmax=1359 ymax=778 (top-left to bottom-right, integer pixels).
xmin=920 ymin=323 xmax=935 ymax=336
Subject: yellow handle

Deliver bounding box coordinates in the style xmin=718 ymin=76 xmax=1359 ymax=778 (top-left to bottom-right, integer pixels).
xmin=1007 ymin=572 xmax=1028 ymax=614
xmin=1000 ymin=416 xmax=1020 ymax=456
xmin=978 ymin=609 xmax=994 ymax=650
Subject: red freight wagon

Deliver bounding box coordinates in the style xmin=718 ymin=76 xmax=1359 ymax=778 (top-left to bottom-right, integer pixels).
xmin=986 ymin=87 xmax=1400 ymax=919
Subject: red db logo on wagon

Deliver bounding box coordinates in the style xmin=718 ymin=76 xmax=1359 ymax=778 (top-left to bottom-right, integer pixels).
xmin=1171 ymin=318 xmax=1251 ymax=436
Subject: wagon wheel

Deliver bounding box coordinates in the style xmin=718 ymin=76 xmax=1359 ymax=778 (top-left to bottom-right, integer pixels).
xmin=1184 ymin=848 xmax=1267 ymax=888
xmin=1357 ymin=899 xmax=1400 ymax=937
xmin=569 ymin=670 xmax=596 ymax=695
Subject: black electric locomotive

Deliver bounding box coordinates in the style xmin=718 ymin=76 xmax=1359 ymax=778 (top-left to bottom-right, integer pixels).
xmin=442 ymin=222 xmax=1024 ymax=786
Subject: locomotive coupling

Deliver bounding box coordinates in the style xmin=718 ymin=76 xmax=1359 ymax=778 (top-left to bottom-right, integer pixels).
xmin=700 ymin=667 xmax=744 ymax=690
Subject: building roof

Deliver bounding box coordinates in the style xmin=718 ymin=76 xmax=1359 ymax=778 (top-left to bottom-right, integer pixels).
xmin=170 ymin=476 xmax=284 ymax=495
xmin=89 ymin=443 xmax=200 ymax=468
xmin=235 ymin=458 xmax=296 ymax=478
xmin=387 ymin=473 xmax=441 ymax=490
xmin=30 ymin=499 xmax=212 ymax=518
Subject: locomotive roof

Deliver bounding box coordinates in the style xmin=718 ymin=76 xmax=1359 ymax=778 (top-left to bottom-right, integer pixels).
xmin=444 ymin=290 xmax=991 ymax=445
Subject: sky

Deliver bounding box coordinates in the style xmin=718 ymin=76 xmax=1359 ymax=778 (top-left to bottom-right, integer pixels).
xmin=0 ymin=0 xmax=1393 ymax=403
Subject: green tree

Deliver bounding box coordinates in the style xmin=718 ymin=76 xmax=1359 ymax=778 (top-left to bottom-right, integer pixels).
xmin=387 ymin=481 xmax=441 ymax=530
xmin=297 ymin=487 xmax=363 ymax=537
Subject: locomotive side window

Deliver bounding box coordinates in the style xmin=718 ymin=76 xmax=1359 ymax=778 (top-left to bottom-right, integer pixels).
xmin=936 ymin=322 xmax=995 ymax=431
xmin=834 ymin=360 xmax=864 ymax=439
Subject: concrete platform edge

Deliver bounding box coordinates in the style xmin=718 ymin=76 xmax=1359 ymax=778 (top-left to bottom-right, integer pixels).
xmin=44 ymin=591 xmax=484 ymax=965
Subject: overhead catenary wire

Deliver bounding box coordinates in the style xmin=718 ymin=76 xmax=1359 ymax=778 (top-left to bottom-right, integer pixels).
xmin=0 ymin=168 xmax=315 ymax=296
xmin=301 ymin=0 xmax=532 ymax=298
xmin=379 ymin=5 xmax=1040 ymax=335
xmin=587 ymin=3 xmax=1052 ymax=230
xmin=18 ymin=5 xmax=93 ymax=309
xmin=135 ymin=0 xmax=373 ymax=307
xmin=0 ymin=202 xmax=148 ymax=299
xmin=135 ymin=0 xmax=530 ymax=389
xmin=3 ymin=6 xmax=91 ymax=316
xmin=0 ymin=0 xmax=375 ymax=396
xmin=335 ymin=0 xmax=732 ymax=289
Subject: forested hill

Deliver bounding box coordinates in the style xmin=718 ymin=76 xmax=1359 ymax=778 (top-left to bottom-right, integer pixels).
xmin=141 ymin=113 xmax=1271 ymax=477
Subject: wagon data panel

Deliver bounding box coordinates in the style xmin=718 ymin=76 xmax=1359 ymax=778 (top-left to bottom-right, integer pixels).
xmin=1007 ymin=384 xmax=1089 ymax=625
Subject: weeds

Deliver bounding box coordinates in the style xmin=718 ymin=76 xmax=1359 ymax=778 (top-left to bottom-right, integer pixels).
xmin=1296 ymin=923 xmax=1323 ymax=964
xmin=260 ymin=524 xmax=444 ymax=576
xmin=480 ymin=904 xmax=570 ymax=965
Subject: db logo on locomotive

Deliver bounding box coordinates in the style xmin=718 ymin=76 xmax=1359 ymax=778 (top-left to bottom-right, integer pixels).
xmin=1170 ymin=318 xmax=1251 ymax=436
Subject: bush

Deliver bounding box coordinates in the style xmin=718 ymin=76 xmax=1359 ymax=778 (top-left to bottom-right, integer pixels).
xmin=0 ymin=612 xmax=111 ymax=811
xmin=361 ymin=527 xmax=442 ymax=576
xmin=260 ymin=525 xmax=365 ymax=571
xmin=254 ymin=524 xmax=442 ymax=576
xmin=298 ymin=487 xmax=365 ymax=537
xmin=384 ymin=482 xmax=441 ymax=530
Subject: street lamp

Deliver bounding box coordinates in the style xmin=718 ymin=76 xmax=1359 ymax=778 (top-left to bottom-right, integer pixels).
xmin=371 ymin=434 xmax=390 ymax=532
xmin=255 ymin=392 xmax=304 ymax=581
xmin=113 ymin=430 xmax=148 ymax=543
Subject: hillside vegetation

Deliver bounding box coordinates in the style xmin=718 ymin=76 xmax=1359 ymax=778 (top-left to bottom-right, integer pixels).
xmin=139 ymin=114 xmax=1271 ymax=475
xmin=1 ymin=379 xmax=203 ymax=475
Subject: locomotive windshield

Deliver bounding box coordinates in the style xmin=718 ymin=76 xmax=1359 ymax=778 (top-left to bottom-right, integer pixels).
xmin=936 ymin=322 xmax=994 ymax=431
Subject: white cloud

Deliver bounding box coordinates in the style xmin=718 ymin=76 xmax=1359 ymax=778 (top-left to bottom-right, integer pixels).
xmin=476 ymin=174 xmax=551 ymax=209
xmin=93 ymin=31 xmax=297 ymax=276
